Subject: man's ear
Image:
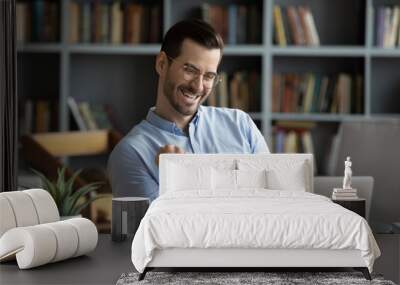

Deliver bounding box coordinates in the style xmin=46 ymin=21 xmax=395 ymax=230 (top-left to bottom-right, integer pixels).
xmin=155 ymin=52 xmax=167 ymax=76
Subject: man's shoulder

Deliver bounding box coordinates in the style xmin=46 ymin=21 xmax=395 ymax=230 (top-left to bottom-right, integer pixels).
xmin=110 ymin=121 xmax=151 ymax=155
xmin=200 ymin=106 xmax=249 ymax=120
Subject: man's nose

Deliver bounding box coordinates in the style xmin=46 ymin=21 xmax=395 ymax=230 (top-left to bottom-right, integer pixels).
xmin=189 ymin=75 xmax=204 ymax=93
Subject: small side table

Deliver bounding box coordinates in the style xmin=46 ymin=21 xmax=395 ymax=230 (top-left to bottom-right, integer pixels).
xmin=112 ymin=197 xmax=150 ymax=242
xmin=332 ymin=198 xmax=366 ymax=218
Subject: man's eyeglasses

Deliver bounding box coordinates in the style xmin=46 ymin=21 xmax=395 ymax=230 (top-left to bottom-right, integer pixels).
xmin=167 ymin=56 xmax=222 ymax=89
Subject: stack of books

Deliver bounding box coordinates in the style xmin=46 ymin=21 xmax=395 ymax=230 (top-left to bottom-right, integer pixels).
xmin=375 ymin=5 xmax=400 ymax=48
xmin=68 ymin=1 xmax=161 ymax=44
xmin=332 ymin=188 xmax=358 ymax=200
xmin=272 ymin=72 xmax=364 ymax=114
xmin=206 ymin=70 xmax=261 ymax=112
xmin=202 ymin=3 xmax=262 ymax=44
xmin=273 ymin=5 xmax=320 ymax=46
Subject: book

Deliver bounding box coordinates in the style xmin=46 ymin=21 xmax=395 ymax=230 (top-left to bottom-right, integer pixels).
xmin=303 ymin=7 xmax=320 ymax=45
xmin=398 ymin=6 xmax=400 ymax=46
xmin=16 ymin=2 xmax=29 ymax=43
xmin=311 ymin=74 xmax=321 ymax=113
xmin=272 ymin=74 xmax=281 ymax=112
xmin=128 ymin=4 xmax=143 ymax=44
xmin=337 ymin=73 xmax=352 ymax=114
xmin=284 ymin=130 xmax=298 ymax=153
xmin=67 ymin=97 xmax=87 ymax=131
xmin=43 ymin=1 xmax=58 ymax=42
xmin=237 ymin=5 xmax=247 ymax=44
xmin=383 ymin=7 xmax=392 ymax=47
xmin=149 ymin=5 xmax=161 ymax=43
xmin=376 ymin=7 xmax=385 ymax=46
xmin=298 ymin=6 xmax=312 ymax=45
xmin=218 ymin=72 xmax=229 ymax=108
xmin=303 ymin=74 xmax=315 ymax=113
xmin=286 ymin=6 xmax=305 ymax=45
xmin=100 ymin=3 xmax=110 ymax=43
xmin=81 ymin=1 xmax=91 ymax=43
xmin=228 ymin=4 xmax=237 ymax=45
xmin=92 ymin=0 xmax=101 ymax=43
xmin=69 ymin=1 xmax=80 ymax=43
xmin=35 ymin=100 xmax=50 ymax=133
xmin=332 ymin=194 xmax=359 ymax=200
xmin=389 ymin=6 xmax=400 ymax=47
xmin=273 ymin=5 xmax=287 ymax=46
xmin=79 ymin=102 xmax=98 ymax=130
xmin=32 ymin=0 xmax=44 ymax=42
xmin=334 ymin=188 xmax=358 ymax=193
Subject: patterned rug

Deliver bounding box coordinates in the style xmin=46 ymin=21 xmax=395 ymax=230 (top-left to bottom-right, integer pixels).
xmin=116 ymin=271 xmax=396 ymax=285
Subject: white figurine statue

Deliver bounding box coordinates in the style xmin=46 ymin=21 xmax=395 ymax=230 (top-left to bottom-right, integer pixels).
xmin=343 ymin=156 xmax=352 ymax=189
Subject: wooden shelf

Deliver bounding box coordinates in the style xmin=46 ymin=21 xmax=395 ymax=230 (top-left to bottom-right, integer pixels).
xmin=68 ymin=44 xmax=161 ymax=55
xmin=271 ymin=113 xmax=367 ymax=122
xmin=223 ymin=45 xmax=265 ymax=56
xmin=369 ymin=48 xmax=400 ymax=57
xmin=271 ymin=46 xmax=366 ymax=57
xmin=17 ymin=43 xmax=62 ymax=53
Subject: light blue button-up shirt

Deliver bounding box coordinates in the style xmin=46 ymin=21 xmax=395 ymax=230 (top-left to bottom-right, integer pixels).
xmin=108 ymin=106 xmax=269 ymax=201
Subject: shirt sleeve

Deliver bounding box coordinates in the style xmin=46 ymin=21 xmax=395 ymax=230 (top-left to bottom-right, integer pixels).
xmin=245 ymin=113 xmax=270 ymax=154
xmin=107 ymin=142 xmax=159 ymax=202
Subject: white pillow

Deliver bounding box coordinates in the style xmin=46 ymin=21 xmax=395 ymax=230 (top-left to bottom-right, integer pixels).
xmin=236 ymin=169 xmax=268 ymax=189
xmin=167 ymin=163 xmax=212 ymax=191
xmin=211 ymin=169 xmax=268 ymax=190
xmin=212 ymin=168 xmax=236 ymax=190
xmin=237 ymin=159 xmax=309 ymax=191
xmin=266 ymin=162 xmax=307 ymax=191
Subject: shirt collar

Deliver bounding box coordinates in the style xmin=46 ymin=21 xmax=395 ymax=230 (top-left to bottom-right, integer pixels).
xmin=146 ymin=106 xmax=202 ymax=135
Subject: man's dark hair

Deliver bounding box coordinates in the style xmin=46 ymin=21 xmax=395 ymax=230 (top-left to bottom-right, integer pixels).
xmin=161 ymin=19 xmax=224 ymax=59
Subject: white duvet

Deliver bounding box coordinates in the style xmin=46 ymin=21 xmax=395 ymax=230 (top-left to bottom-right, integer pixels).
xmin=131 ymin=190 xmax=380 ymax=273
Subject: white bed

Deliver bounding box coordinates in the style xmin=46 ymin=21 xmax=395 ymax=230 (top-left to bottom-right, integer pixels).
xmin=131 ymin=154 xmax=380 ymax=280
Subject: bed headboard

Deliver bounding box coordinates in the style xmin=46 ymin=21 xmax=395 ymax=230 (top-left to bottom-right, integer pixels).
xmin=159 ymin=154 xmax=314 ymax=195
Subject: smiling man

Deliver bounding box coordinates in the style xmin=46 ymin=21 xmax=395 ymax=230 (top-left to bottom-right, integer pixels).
xmin=108 ymin=19 xmax=269 ymax=201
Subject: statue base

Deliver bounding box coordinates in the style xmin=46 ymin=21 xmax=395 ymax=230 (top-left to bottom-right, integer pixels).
xmin=333 ymin=188 xmax=357 ymax=192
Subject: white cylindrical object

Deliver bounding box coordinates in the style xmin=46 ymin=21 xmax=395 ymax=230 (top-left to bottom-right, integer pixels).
xmin=1 ymin=192 xmax=39 ymax=227
xmin=42 ymin=221 xmax=79 ymax=262
xmin=0 ymin=226 xmax=57 ymax=269
xmin=65 ymin=218 xmax=98 ymax=257
xmin=24 ymin=189 xmax=60 ymax=223
xmin=0 ymin=196 xmax=17 ymax=237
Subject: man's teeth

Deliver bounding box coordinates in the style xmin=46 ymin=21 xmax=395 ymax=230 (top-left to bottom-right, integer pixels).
xmin=181 ymin=90 xmax=198 ymax=99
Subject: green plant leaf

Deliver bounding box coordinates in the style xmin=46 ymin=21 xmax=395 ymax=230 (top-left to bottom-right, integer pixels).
xmin=63 ymin=169 xmax=83 ymax=202
xmin=70 ymin=196 xmax=100 ymax=216
xmin=31 ymin=168 xmax=103 ymax=217
xmin=55 ymin=167 xmax=67 ymax=206
xmin=68 ymin=182 xmax=103 ymax=214
xmin=31 ymin=169 xmax=57 ymax=200
xmin=61 ymin=196 xmax=75 ymax=216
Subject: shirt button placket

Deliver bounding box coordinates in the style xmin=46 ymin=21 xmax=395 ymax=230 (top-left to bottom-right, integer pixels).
xmin=188 ymin=124 xmax=198 ymax=153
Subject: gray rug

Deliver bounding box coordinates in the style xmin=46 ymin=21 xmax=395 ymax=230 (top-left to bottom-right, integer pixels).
xmin=116 ymin=271 xmax=396 ymax=285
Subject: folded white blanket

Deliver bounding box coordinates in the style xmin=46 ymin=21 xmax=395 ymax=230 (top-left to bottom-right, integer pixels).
xmin=131 ymin=190 xmax=380 ymax=273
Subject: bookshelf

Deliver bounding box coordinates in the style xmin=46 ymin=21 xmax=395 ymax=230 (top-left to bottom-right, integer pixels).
xmin=17 ymin=0 xmax=400 ymax=176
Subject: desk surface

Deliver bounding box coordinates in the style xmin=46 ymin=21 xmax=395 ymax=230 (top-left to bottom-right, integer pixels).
xmin=0 ymin=234 xmax=133 ymax=285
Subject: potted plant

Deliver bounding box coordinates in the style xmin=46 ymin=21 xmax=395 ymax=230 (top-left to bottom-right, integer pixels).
xmin=33 ymin=167 xmax=102 ymax=219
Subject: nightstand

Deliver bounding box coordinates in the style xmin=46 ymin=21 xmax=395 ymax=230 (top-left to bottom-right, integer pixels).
xmin=332 ymin=198 xmax=366 ymax=218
